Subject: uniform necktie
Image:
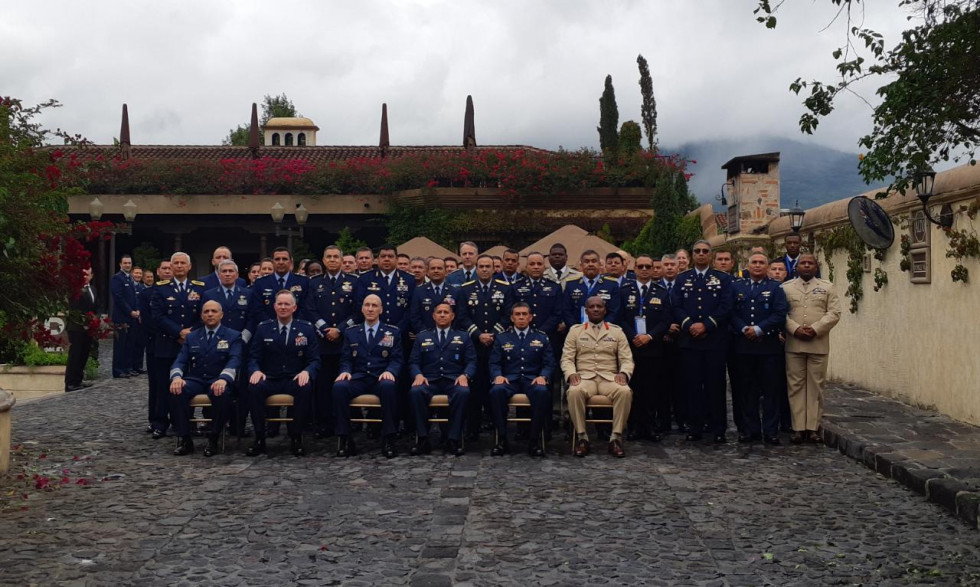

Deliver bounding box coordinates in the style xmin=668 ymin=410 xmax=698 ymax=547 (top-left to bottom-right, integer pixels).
xmin=641 ymin=283 xmax=649 ymax=300
xmin=386 ymin=274 xmax=392 ymax=287
xmin=483 ymin=284 xmax=490 ymax=296
xmin=278 ymin=276 xmax=285 ymax=290
xmin=178 ymin=282 xmax=185 ymax=294
xmin=587 ymin=279 xmax=594 ymax=292
xmin=207 ymin=330 xmax=214 ymax=345
xmin=280 ymin=325 xmax=288 ymax=344
xmin=519 ymin=331 xmax=526 ymax=342
xmin=330 ymin=275 xmax=336 ymax=288
xmin=225 ymin=288 xmax=233 ymax=302
xmin=368 ymin=326 xmax=376 ymax=345
xmin=556 ymin=269 xmax=562 ymax=281
xmin=751 ymin=281 xmax=759 ymax=293
xmin=440 ymin=329 xmax=446 ymax=346
xmin=435 ymin=285 xmax=442 ymax=298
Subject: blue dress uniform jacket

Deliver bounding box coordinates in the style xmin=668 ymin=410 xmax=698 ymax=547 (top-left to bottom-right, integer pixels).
xmin=618 ymin=280 xmax=672 ymax=357
xmin=512 ymin=277 xmax=564 ymax=336
xmin=199 ymin=272 xmax=246 ymax=292
xmin=409 ymin=282 xmax=460 ymax=335
xmin=110 ymin=270 xmax=138 ymax=324
xmin=338 ymin=323 xmax=404 ymax=379
xmin=248 ymin=272 xmax=310 ymax=331
xmin=455 ymin=279 xmax=514 ymax=347
xmin=494 ymin=271 xmax=526 ymax=288
xmin=446 ymin=267 xmax=478 ymax=287
xmin=354 ymin=269 xmax=416 ymax=332
xmin=170 ymin=325 xmax=244 ymax=384
xmin=203 ymin=285 xmax=253 ymax=337
xmin=669 ymin=268 xmax=734 ymax=350
xmin=563 ymin=275 xmax=622 ymax=327
xmin=150 ymin=279 xmax=207 ymax=359
xmin=730 ymin=278 xmax=788 ymax=354
xmin=247 ymin=319 xmax=320 ymax=379
xmin=409 ymin=329 xmax=477 ymax=381
xmin=305 ymin=272 xmax=360 ymax=355
xmin=489 ymin=329 xmax=556 ymax=382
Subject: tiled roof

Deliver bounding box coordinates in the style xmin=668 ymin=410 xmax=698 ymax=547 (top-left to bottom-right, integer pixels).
xmin=55 ymin=144 xmax=553 ymax=162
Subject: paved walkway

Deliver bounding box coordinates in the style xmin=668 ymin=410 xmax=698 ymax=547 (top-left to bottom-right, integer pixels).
xmin=2 ymin=372 xmax=980 ymax=585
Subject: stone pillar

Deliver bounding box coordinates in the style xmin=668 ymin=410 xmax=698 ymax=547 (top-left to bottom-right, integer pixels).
xmin=174 ymin=233 xmax=183 ymax=252
xmin=0 ymin=389 xmax=15 ymax=475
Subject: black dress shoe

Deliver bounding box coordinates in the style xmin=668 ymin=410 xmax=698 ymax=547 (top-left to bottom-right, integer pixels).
xmin=528 ymin=443 xmax=545 ymax=457
xmin=173 ymin=437 xmax=194 ymax=456
xmin=246 ymin=440 xmax=267 ymax=456
xmin=204 ymin=437 xmax=219 ymax=457
xmin=152 ymin=429 xmax=166 ymax=440
xmin=713 ymin=434 xmax=727 ymax=444
xmin=65 ymin=385 xmax=84 ymax=392
xmin=291 ymin=436 xmax=306 ymax=457
xmin=763 ymin=436 xmax=781 ymax=446
xmin=490 ymin=442 xmax=509 ymax=456
xmin=737 ymin=434 xmax=752 ymax=444
xmin=685 ymin=433 xmax=703 ymax=441
xmin=445 ymin=439 xmax=464 ymax=457
xmin=410 ymin=437 xmax=432 ymax=456
xmin=81 ymin=382 xmax=94 ymax=388
xmin=145 ymin=425 xmax=154 ymax=434
xmin=336 ymin=436 xmax=352 ymax=457
xmin=790 ymin=432 xmax=805 ymax=444
xmin=382 ymin=436 xmax=397 ymax=459
xmin=649 ymin=433 xmax=662 ymax=443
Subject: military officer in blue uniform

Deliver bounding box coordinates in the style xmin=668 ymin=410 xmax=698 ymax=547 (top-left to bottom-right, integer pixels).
xmin=354 ymin=244 xmax=416 ymax=331
xmin=512 ymin=252 xmax=564 ymax=338
xmin=494 ymin=249 xmax=526 ymax=287
xmin=246 ymin=290 xmax=320 ymax=457
xmin=110 ymin=254 xmax=139 ymax=378
xmin=408 ymin=302 xmax=475 ymax=456
xmin=149 ymin=253 xmax=207 ymax=439
xmin=563 ymin=250 xmax=622 ymax=328
xmin=618 ymin=254 xmax=672 ymax=441
xmin=130 ymin=266 xmax=147 ymax=374
xmin=248 ymin=246 xmax=310 ymax=330
xmin=169 ymin=300 xmax=243 ymax=457
xmin=304 ymin=245 xmax=360 ymax=438
xmin=139 ymin=260 xmax=169 ymax=434
xmin=333 ymin=294 xmax=403 ymax=458
xmin=731 ymin=252 xmax=789 ymax=444
xmin=489 ymin=302 xmax=556 ymax=457
xmin=409 ymin=257 xmax=459 ymax=335
xmin=455 ymin=254 xmax=515 ymax=442
xmin=199 ymin=246 xmax=247 ymax=291
xmin=669 ymin=240 xmax=734 ymax=443
xmin=202 ymin=259 xmax=252 ymax=436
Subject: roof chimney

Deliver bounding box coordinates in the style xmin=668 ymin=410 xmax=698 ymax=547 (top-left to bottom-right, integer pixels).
xmin=463 ymin=95 xmax=476 ymax=149
xmin=119 ymin=104 xmax=131 ymax=160
xmin=248 ymin=102 xmax=260 ymax=158
xmin=379 ymin=103 xmax=390 ymax=157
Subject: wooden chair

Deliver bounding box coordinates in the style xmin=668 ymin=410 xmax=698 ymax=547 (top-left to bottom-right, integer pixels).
xmin=569 ymin=395 xmax=614 ymax=453
xmin=337 ymin=394 xmax=384 ymax=451
xmin=495 ymin=393 xmax=546 ymax=452
xmin=183 ymin=394 xmax=225 ymax=451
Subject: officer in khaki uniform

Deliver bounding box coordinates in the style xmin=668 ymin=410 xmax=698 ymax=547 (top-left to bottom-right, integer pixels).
xmin=781 ymin=253 xmax=841 ymax=443
xmin=561 ymin=296 xmax=634 ymax=458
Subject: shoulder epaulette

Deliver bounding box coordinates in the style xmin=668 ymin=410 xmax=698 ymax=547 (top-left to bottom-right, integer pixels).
xmin=345 ymin=323 xmax=361 ymax=330
xmin=462 ymin=280 xmax=476 ymax=286
xmin=295 ymin=319 xmax=312 ymax=326
xmin=190 ymin=280 xmax=206 ymax=286
xmin=259 ymin=319 xmax=274 ymax=326
xmin=494 ymin=279 xmax=509 ymax=286
xmin=156 ymin=279 xmax=171 ymax=285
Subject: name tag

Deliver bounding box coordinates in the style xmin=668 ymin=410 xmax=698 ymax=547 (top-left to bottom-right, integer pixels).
xmin=635 ymin=317 xmax=647 ymax=335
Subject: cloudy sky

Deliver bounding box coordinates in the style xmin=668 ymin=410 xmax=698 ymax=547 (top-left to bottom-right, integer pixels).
xmin=5 ymin=1 xmax=909 ymax=160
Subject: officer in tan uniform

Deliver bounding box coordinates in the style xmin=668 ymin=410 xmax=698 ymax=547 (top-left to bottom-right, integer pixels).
xmin=781 ymin=253 xmax=841 ymax=444
xmin=561 ymin=296 xmax=634 ymax=458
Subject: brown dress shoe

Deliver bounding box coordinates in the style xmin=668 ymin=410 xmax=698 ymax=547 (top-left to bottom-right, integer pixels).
xmin=574 ymin=438 xmax=590 ymax=457
xmin=790 ymin=431 xmax=805 ymax=445
xmin=807 ymin=430 xmax=822 ymax=444
xmin=607 ymin=439 xmax=625 ymax=458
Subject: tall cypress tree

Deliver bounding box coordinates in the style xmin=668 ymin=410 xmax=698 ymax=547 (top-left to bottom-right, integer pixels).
xmin=597 ymin=75 xmax=619 ymax=157
xmin=637 ymin=54 xmax=658 ymax=152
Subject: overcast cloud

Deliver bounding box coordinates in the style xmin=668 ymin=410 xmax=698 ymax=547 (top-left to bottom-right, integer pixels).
xmin=3 ymin=1 xmax=910 ymax=159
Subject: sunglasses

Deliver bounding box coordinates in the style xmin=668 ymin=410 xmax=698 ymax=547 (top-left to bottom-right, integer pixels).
xmin=635 ymin=264 xmax=653 ymax=269
xmin=693 ymin=248 xmax=711 ymax=254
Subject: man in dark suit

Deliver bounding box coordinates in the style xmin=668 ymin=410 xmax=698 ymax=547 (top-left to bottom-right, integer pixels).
xmin=246 ymin=290 xmax=320 ymax=457
xmin=199 ymin=246 xmax=247 ymax=291
xmin=304 ymin=245 xmax=360 ymax=438
xmin=66 ymin=267 xmax=98 ymax=392
xmin=408 ymin=302 xmax=475 ymax=456
xmin=169 ymin=300 xmax=244 ymax=457
xmin=110 ymin=254 xmax=139 ymax=378
xmin=618 ymin=254 xmax=672 ymax=441
xmin=455 ymin=254 xmax=515 ymax=442
xmin=489 ymin=302 xmax=556 ymax=457
xmin=669 ymin=240 xmax=735 ymax=444
xmin=731 ymin=253 xmax=789 ymax=444
xmin=149 ymin=252 xmax=207 ymax=439
xmin=333 ymin=294 xmax=403 ymax=458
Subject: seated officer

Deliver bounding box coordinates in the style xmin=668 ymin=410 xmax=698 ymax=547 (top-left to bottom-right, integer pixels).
xmin=169 ymin=300 xmax=243 ymax=457
xmin=489 ymin=302 xmax=556 ymax=457
xmin=246 ymin=290 xmax=320 ymax=457
xmin=333 ymin=294 xmax=403 ymax=458
xmin=408 ymin=302 xmax=475 ymax=456
xmin=561 ymin=296 xmax=634 ymax=458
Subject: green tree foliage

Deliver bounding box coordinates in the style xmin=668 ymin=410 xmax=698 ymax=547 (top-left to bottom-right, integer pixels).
xmin=385 ymin=200 xmax=460 ymax=249
xmin=754 ymin=0 xmax=979 ymax=192
xmin=637 ymin=54 xmax=659 ymax=151
xmin=334 ymin=226 xmax=367 ymax=255
xmin=224 ymin=93 xmax=301 ymax=146
xmin=131 ymin=241 xmax=161 ymax=274
xmin=624 ymin=169 xmax=702 ymax=257
xmin=597 ymin=75 xmax=620 ymax=157
xmin=618 ymin=121 xmax=643 ymax=159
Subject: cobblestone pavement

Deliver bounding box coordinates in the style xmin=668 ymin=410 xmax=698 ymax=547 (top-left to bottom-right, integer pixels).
xmin=3 ymin=369 xmax=980 ymax=585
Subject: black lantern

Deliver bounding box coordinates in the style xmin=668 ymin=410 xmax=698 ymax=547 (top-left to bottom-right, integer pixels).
xmin=914 ymin=167 xmax=953 ymax=228
xmin=789 ymin=200 xmax=805 ymax=233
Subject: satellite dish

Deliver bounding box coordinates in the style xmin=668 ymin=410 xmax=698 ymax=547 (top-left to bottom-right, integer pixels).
xmin=848 ymin=196 xmax=895 ymax=250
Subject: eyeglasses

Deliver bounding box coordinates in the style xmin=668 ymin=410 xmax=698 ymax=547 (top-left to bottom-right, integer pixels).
xmin=635 ymin=264 xmax=653 ymax=269
xmin=693 ymin=248 xmax=711 ymax=254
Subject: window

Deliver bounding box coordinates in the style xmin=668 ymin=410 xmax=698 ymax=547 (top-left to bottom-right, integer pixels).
xmin=909 ymin=209 xmax=931 ymax=283
xmin=284 ymin=133 xmax=293 ymax=146
xmin=297 ymin=133 xmax=306 ymax=146
xmin=271 ymin=133 xmax=280 ymax=146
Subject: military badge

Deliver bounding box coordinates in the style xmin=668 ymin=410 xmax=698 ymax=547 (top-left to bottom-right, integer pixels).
xmin=382 ymin=350 xmax=389 ymax=357
xmin=295 ymin=335 xmax=308 ymax=347
xmin=217 ymin=340 xmax=229 ymax=350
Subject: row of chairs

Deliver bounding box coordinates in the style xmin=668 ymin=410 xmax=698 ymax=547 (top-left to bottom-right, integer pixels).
xmin=183 ymin=393 xmax=616 ymax=454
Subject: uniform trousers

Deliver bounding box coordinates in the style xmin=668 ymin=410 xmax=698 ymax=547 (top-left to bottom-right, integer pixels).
xmin=249 ymin=377 xmax=312 ymax=438
xmin=332 ymin=377 xmax=399 ymax=437
xmin=628 ymin=356 xmax=669 ymax=434
xmin=410 ymin=379 xmax=469 ymax=441
xmin=727 ymin=347 xmax=743 ymax=433
xmin=490 ymin=379 xmax=550 ymax=441
xmin=170 ymin=379 xmax=231 ymax=437
xmin=130 ymin=322 xmax=145 ymax=371
xmin=663 ymin=342 xmax=687 ymax=430
xmin=567 ymin=378 xmax=633 ymax=440
xmin=682 ymin=348 xmax=728 ymax=436
xmin=150 ymin=356 xmax=174 ymax=432
xmin=313 ymin=354 xmax=341 ymax=434
xmin=65 ymin=330 xmax=93 ymax=388
xmin=466 ymin=355 xmax=492 ymax=435
xmin=735 ymin=353 xmax=781 ymax=437
xmin=112 ymin=324 xmax=131 ymax=377
xmin=785 ymin=351 xmax=828 ymax=431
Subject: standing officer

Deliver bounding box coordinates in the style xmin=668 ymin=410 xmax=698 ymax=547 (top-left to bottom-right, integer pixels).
xmin=200 ymin=246 xmax=246 ymax=290
xmin=495 ymin=249 xmax=525 ymax=286
xmin=333 ymin=295 xmax=403 ymax=458
xmin=202 ymin=259 xmax=252 ymax=436
xmin=130 ymin=266 xmax=147 ymax=375
xmin=409 ymin=257 xmax=459 ymax=335
xmin=169 ymin=300 xmax=243 ymax=457
xmin=561 ymin=296 xmax=634 ymax=458
xmin=304 ymin=245 xmax=359 ymax=438
xmin=618 ymin=254 xmax=672 ymax=441
xmin=66 ymin=267 xmax=98 ymax=392
xmin=783 ymin=253 xmax=840 ymax=443
xmin=669 ymin=240 xmax=734 ymax=444
xmin=564 ymin=250 xmax=621 ymax=328
xmin=110 ymin=254 xmax=139 ymax=378
xmin=489 ymin=302 xmax=556 ymax=457
xmin=246 ymin=290 xmax=320 ymax=457
xmin=512 ymin=253 xmax=564 ymax=340
xmin=249 ymin=247 xmax=309 ymax=329
xmin=455 ymin=254 xmax=514 ymax=442
xmin=658 ymin=253 xmax=686 ymax=433
xmin=408 ymin=302 xmax=475 ymax=456
xmin=354 ymin=247 xmax=375 ymax=275
xmin=149 ymin=253 xmax=206 ymax=439
xmin=731 ymin=253 xmax=788 ymax=444
xmin=445 ymin=241 xmax=480 ymax=286
xmin=140 ymin=260 xmax=170 ymax=434
xmin=544 ymin=243 xmax=582 ymax=290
